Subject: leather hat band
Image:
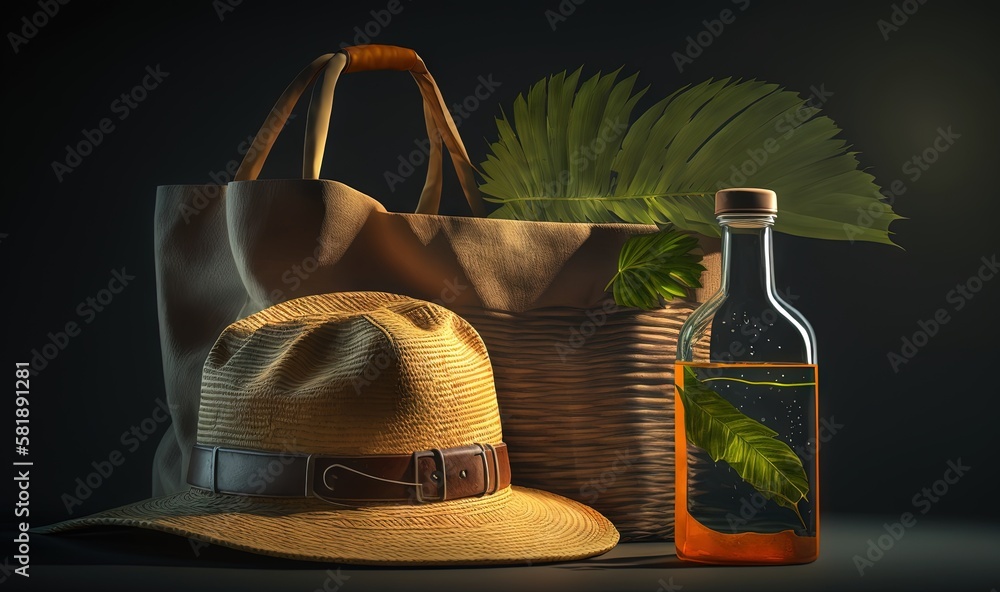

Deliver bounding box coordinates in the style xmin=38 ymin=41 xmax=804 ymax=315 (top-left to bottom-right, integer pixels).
xmin=187 ymin=442 xmax=511 ymax=504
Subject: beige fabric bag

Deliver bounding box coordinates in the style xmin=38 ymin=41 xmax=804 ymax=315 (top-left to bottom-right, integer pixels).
xmin=152 ymin=45 xmax=719 ymax=541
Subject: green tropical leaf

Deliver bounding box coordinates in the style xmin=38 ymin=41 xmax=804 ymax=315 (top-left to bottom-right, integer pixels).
xmin=608 ymin=228 xmax=706 ymax=308
xmin=480 ymin=73 xmax=901 ymax=247
xmin=678 ymin=366 xmax=809 ymax=524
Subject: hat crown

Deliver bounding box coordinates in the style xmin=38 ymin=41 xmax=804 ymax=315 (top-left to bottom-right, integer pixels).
xmin=197 ymin=292 xmax=502 ymax=455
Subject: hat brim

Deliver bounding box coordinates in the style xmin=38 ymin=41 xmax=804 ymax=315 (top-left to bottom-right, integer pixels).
xmin=35 ymin=486 xmax=618 ymax=565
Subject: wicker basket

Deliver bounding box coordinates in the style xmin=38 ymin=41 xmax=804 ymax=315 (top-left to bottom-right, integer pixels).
xmin=455 ymin=248 xmax=721 ymax=542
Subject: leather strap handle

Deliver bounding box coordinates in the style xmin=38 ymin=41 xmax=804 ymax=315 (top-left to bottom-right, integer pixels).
xmin=235 ymin=46 xmax=486 ymax=216
xmin=343 ymin=44 xmax=420 ymax=72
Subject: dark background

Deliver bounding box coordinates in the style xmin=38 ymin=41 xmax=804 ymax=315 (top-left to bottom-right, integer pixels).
xmin=1 ymin=0 xmax=997 ymax=580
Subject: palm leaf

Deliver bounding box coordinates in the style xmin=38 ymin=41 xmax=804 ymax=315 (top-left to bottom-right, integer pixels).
xmin=677 ymin=366 xmax=809 ymax=524
xmin=608 ymin=228 xmax=705 ymax=308
xmin=480 ymin=73 xmax=901 ymax=246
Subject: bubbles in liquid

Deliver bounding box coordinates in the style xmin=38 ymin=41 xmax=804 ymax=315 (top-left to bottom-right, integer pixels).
xmin=682 ymin=363 xmax=817 ymax=537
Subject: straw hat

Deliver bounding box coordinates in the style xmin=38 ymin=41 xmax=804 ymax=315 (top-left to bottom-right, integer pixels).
xmin=37 ymin=292 xmax=619 ymax=565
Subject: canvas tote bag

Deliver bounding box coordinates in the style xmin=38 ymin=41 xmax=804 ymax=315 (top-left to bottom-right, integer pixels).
xmin=152 ymin=45 xmax=720 ymax=541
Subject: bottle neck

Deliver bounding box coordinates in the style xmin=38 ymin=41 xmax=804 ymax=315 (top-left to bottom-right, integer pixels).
xmin=719 ymin=215 xmax=776 ymax=296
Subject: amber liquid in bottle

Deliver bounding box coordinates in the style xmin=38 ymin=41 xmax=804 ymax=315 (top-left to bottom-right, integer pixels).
xmin=675 ymin=189 xmax=819 ymax=565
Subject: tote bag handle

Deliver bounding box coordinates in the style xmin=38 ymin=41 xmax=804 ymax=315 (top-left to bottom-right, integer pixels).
xmin=234 ymin=46 xmax=486 ymax=216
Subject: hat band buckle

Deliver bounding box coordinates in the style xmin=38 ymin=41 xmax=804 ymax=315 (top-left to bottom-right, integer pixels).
xmin=411 ymin=448 xmax=447 ymax=503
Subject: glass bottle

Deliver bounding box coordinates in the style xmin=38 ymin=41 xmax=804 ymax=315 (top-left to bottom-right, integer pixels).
xmin=674 ymin=188 xmax=819 ymax=564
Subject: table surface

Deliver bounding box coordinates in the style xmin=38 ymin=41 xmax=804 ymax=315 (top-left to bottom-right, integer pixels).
xmin=12 ymin=515 xmax=999 ymax=592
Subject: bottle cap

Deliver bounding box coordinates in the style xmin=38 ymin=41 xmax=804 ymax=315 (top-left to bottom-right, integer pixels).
xmin=715 ymin=188 xmax=777 ymax=215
